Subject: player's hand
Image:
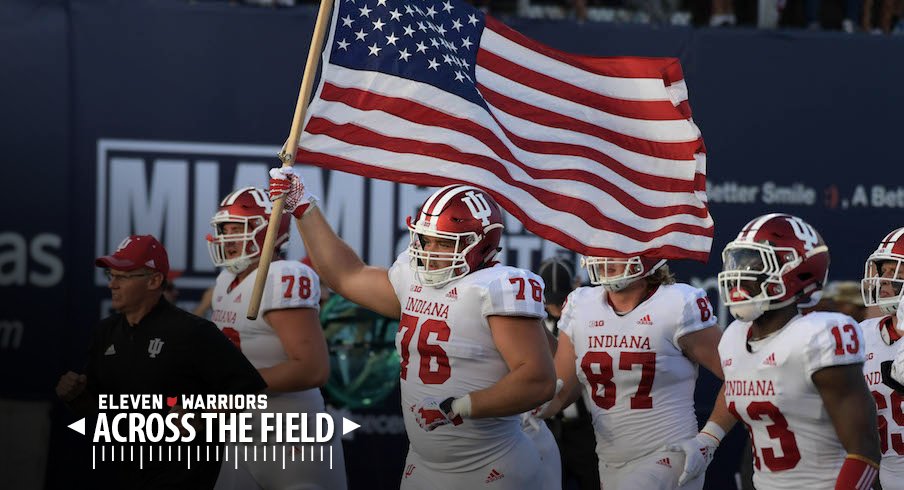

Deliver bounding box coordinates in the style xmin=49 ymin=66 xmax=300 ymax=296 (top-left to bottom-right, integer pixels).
xmin=530 ymin=378 xmax=564 ymax=419
xmin=56 ymin=371 xmax=87 ymax=402
xmin=410 ymin=397 xmax=463 ymax=431
xmin=665 ymin=431 xmax=720 ymax=486
xmin=268 ymin=167 xmax=316 ymax=219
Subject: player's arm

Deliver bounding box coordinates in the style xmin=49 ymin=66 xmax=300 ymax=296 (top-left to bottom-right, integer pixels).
xmin=813 ymin=364 xmax=881 ymax=489
xmin=269 ymin=169 xmax=400 ymax=319
xmin=193 ymin=286 xmax=214 ymax=317
xmin=537 ymin=330 xmax=581 ymax=418
xmin=679 ymin=326 xmax=736 ymax=430
xmin=259 ymin=308 xmax=330 ymax=392
xmin=295 ymin=208 xmax=399 ymax=319
xmin=667 ymin=295 xmax=735 ymax=485
xmin=462 ymin=315 xmax=556 ymax=418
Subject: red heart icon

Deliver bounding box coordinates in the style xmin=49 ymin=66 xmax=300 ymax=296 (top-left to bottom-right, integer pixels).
xmin=166 ymin=396 xmax=177 ymax=407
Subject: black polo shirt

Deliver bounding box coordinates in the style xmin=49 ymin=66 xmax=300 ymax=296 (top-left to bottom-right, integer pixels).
xmin=84 ymin=298 xmax=265 ymax=489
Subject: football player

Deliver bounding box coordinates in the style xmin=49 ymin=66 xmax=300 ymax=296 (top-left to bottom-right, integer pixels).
xmin=537 ymin=254 xmax=732 ymax=489
xmin=269 ymin=169 xmax=557 ymax=489
xmin=860 ymin=227 xmax=904 ymax=489
xmin=718 ymin=213 xmax=879 ymax=490
xmin=207 ymin=187 xmax=347 ymax=490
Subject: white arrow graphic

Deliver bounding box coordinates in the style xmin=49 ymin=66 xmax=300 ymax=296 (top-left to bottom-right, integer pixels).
xmin=68 ymin=418 xmax=86 ymax=436
xmin=342 ymin=417 xmax=360 ymax=436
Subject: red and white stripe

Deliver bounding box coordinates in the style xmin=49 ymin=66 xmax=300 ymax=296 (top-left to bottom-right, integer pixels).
xmin=854 ymin=465 xmax=878 ymax=490
xmin=297 ymin=13 xmax=712 ymax=260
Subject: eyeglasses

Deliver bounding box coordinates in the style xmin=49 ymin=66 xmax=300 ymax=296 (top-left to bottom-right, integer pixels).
xmin=104 ymin=270 xmax=154 ymax=282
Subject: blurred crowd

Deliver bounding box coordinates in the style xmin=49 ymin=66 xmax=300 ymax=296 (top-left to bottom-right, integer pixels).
xmin=227 ymin=0 xmax=904 ymax=34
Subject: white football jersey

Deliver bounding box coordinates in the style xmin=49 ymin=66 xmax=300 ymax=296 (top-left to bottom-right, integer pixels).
xmin=558 ymin=283 xmax=716 ymax=464
xmin=861 ymin=315 xmax=904 ymax=489
xmin=388 ymin=252 xmax=546 ymax=472
xmin=720 ymin=312 xmax=865 ymax=490
xmin=211 ymin=259 xmax=325 ymax=413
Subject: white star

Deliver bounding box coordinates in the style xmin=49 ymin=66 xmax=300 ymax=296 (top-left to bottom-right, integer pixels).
xmin=436 ymin=24 xmax=446 ymax=35
xmin=425 ymin=6 xmax=437 ymax=18
xmin=355 ymin=29 xmax=368 ymax=40
xmin=430 ymin=38 xmax=440 ymax=47
xmin=442 ymin=1 xmax=454 ymax=13
xmin=415 ymin=41 xmax=428 ymax=53
xmin=461 ymin=37 xmax=473 ymax=50
xmin=385 ymin=32 xmax=399 ymax=45
xmin=358 ymin=5 xmax=372 ymax=17
xmin=461 ymin=59 xmax=469 ymax=69
xmin=337 ymin=38 xmax=350 ymax=50
xmin=467 ymin=13 xmax=479 ymax=26
xmin=448 ymin=42 xmax=458 ymax=52
xmin=443 ymin=54 xmax=453 ymax=65
xmin=389 ymin=9 xmax=402 ymax=21
xmin=404 ymin=5 xmax=415 ymax=14
xmin=368 ymin=43 xmax=382 ymax=56
xmin=417 ymin=21 xmax=427 ymax=31
xmin=452 ymin=19 xmax=462 ymax=31
xmin=372 ymin=18 xmax=386 ymax=30
xmin=428 ymin=58 xmax=440 ymax=70
xmin=376 ymin=0 xmax=388 ymax=6
xmin=341 ymin=15 xmax=355 ymax=27
xmin=403 ymin=25 xmax=415 ymax=37
xmin=454 ymin=71 xmax=465 ymax=82
xmin=398 ymin=48 xmax=411 ymax=61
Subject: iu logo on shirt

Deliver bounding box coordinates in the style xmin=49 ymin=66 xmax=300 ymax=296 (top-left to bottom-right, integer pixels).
xmin=148 ymin=338 xmax=164 ymax=358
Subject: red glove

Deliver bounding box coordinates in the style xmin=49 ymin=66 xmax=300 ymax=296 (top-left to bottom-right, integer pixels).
xmin=834 ymin=455 xmax=878 ymax=490
xmin=268 ymin=167 xmax=316 ymax=219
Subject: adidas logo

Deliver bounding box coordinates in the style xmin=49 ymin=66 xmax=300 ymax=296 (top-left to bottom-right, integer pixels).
xmin=636 ymin=314 xmax=653 ymax=325
xmin=104 ymin=345 xmax=116 ymax=356
xmin=485 ymin=469 xmax=504 ymax=483
xmin=234 ymin=293 xmax=243 ymax=303
xmin=656 ymin=457 xmax=672 ymax=468
xmin=446 ymin=288 xmax=458 ymax=300
xmin=763 ymin=352 xmax=776 ymax=367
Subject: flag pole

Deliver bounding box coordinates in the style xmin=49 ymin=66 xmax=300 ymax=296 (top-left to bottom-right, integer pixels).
xmin=247 ymin=0 xmax=335 ymax=320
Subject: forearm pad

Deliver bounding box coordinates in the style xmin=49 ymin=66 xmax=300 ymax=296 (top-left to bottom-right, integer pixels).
xmin=834 ymin=455 xmax=878 ymax=490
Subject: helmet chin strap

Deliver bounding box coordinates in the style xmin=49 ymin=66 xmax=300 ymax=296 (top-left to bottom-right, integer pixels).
xmin=226 ymin=257 xmax=253 ymax=275
xmin=731 ymin=294 xmax=801 ymax=322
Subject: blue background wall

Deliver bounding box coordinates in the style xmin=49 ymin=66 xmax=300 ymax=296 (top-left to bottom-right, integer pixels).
xmin=2 ymin=0 xmax=903 ymax=488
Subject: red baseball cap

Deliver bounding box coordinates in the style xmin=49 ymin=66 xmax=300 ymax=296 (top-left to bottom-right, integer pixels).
xmin=95 ymin=235 xmax=170 ymax=277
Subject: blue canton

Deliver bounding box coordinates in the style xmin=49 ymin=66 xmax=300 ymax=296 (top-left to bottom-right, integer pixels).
xmin=329 ymin=0 xmax=485 ymax=106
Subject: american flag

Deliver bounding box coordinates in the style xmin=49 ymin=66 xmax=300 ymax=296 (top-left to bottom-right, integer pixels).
xmin=296 ymin=0 xmax=712 ymax=261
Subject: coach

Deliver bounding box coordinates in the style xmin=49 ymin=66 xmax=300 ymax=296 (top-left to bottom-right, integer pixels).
xmin=55 ymin=235 xmax=265 ymax=489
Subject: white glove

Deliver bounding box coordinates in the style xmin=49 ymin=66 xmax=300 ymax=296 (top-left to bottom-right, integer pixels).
xmin=410 ymin=396 xmax=463 ymax=432
xmin=665 ymin=422 xmax=724 ymax=486
xmin=892 ymin=349 xmax=904 ymax=386
xmin=268 ymin=167 xmax=317 ymax=218
xmin=531 ymin=378 xmax=565 ymax=419
xmin=522 ymin=379 xmax=565 ymax=431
